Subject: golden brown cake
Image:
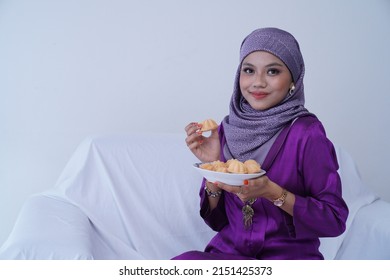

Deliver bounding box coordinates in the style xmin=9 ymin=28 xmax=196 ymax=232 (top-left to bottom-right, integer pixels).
xmin=199 ymin=119 xmax=218 ymax=132
xmin=227 ymin=159 xmax=248 ymax=174
xmin=199 ymin=160 xmax=228 ymax=172
xmin=244 ymin=159 xmax=261 ymax=174
xmin=215 ymin=166 xmax=228 ymax=173
xmin=199 ymin=163 xmax=214 ymax=171
xmin=199 ymin=159 xmax=261 ymax=174
xmin=211 ymin=160 xmax=227 ymax=169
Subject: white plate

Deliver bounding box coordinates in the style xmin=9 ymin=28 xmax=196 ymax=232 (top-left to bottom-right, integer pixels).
xmin=193 ymin=163 xmax=266 ymax=186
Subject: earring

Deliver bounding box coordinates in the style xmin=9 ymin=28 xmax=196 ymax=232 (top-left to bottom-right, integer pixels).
xmin=289 ymin=85 xmax=295 ymax=96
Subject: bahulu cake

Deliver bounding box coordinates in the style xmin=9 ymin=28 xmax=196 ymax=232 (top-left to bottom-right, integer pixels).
xmin=199 ymin=119 xmax=218 ymax=132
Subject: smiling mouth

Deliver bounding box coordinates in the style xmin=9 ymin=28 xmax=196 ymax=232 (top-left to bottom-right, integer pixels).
xmin=251 ymin=92 xmax=268 ymax=99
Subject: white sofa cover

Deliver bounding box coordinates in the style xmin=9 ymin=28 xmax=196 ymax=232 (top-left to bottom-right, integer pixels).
xmin=0 ymin=133 xmax=389 ymax=260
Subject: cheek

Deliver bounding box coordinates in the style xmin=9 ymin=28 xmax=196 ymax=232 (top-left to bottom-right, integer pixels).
xmin=239 ymin=75 xmax=250 ymax=90
xmin=238 ymin=77 xmax=244 ymax=93
xmin=272 ymin=77 xmax=291 ymax=92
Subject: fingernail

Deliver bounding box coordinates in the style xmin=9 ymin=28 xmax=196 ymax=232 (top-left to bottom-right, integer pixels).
xmin=243 ymin=180 xmax=249 ymax=185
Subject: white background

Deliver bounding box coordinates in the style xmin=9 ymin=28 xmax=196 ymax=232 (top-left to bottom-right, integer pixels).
xmin=1 ymin=0 xmax=389 ymax=246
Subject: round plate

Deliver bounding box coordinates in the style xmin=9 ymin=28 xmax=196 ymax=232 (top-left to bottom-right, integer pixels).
xmin=193 ymin=163 xmax=266 ymax=186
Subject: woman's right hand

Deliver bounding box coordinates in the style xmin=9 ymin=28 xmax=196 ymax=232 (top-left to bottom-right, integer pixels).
xmin=185 ymin=122 xmax=220 ymax=163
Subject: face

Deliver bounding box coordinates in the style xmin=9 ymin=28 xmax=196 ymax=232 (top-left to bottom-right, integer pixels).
xmin=239 ymin=51 xmax=294 ymax=111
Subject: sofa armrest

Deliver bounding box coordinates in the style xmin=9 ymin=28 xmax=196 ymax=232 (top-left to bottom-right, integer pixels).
xmin=334 ymin=199 xmax=390 ymax=259
xmin=1 ymin=133 xmax=216 ymax=260
xmin=0 ymin=195 xmax=95 ymax=259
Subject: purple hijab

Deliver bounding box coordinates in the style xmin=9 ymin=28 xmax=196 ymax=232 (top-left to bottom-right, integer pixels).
xmin=222 ymin=27 xmax=312 ymax=161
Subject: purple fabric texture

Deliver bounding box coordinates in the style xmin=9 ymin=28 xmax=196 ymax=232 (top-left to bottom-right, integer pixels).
xmin=222 ymin=27 xmax=311 ymax=161
xmin=173 ymin=116 xmax=348 ymax=260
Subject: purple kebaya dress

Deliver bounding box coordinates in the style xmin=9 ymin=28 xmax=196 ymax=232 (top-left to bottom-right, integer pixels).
xmin=173 ymin=116 xmax=348 ymax=260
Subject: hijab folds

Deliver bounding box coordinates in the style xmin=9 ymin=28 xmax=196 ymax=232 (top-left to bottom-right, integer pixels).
xmin=222 ymin=27 xmax=312 ymax=161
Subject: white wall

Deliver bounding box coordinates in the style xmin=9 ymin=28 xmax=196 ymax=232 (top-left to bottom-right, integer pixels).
xmin=1 ymin=0 xmax=389 ymax=245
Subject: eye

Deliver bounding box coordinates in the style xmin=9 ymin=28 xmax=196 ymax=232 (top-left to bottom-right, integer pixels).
xmin=267 ymin=68 xmax=280 ymax=75
xmin=242 ymin=67 xmax=254 ymax=74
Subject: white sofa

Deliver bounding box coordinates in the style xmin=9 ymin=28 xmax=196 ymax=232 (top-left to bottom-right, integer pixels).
xmin=0 ymin=132 xmax=389 ymax=260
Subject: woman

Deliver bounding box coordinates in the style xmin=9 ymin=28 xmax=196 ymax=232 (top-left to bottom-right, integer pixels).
xmin=175 ymin=27 xmax=348 ymax=260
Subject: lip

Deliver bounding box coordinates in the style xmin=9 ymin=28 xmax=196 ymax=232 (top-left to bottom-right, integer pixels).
xmin=250 ymin=91 xmax=268 ymax=99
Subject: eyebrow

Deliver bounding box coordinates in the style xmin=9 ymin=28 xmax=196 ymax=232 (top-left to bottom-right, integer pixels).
xmin=242 ymin=62 xmax=285 ymax=68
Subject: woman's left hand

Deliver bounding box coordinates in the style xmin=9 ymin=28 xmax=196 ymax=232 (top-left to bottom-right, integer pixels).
xmin=216 ymin=175 xmax=279 ymax=203
xmin=216 ymin=176 xmax=295 ymax=216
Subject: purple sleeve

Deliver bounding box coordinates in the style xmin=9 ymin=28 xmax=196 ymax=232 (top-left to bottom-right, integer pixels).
xmin=198 ymin=125 xmax=229 ymax=231
xmin=199 ymin=179 xmax=228 ymax=231
xmin=293 ymin=122 xmax=349 ymax=238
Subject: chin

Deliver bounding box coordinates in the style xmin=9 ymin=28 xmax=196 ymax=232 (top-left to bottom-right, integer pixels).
xmin=249 ymin=103 xmax=270 ymax=111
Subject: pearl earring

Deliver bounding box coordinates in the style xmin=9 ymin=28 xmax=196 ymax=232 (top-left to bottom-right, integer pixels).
xmin=289 ymin=85 xmax=295 ymax=96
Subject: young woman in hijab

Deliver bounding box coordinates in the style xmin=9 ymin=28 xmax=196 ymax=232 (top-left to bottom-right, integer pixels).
xmin=175 ymin=27 xmax=348 ymax=260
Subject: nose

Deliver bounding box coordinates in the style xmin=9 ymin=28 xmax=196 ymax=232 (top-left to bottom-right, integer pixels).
xmin=252 ymin=73 xmax=266 ymax=88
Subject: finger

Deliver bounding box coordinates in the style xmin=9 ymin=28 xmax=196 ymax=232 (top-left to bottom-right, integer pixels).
xmin=186 ymin=132 xmax=204 ymax=147
xmin=210 ymin=127 xmax=219 ymax=136
xmin=187 ymin=139 xmax=200 ymax=150
xmin=216 ymin=181 xmax=241 ymax=194
xmin=185 ymin=123 xmax=202 ymax=145
xmin=219 ymin=182 xmax=251 ymax=202
xmin=185 ymin=122 xmax=201 ymax=134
